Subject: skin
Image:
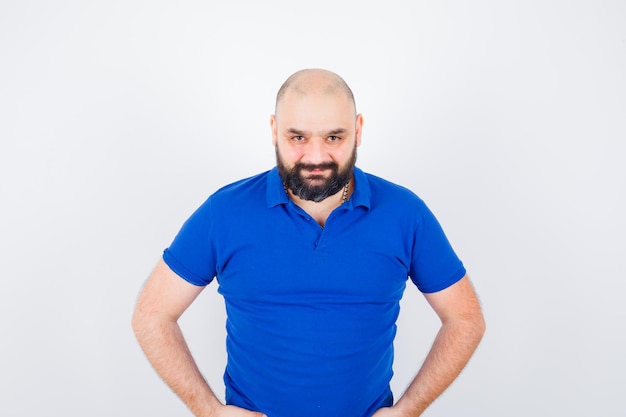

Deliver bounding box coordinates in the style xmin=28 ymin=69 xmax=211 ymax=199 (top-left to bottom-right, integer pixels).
xmin=132 ymin=69 xmax=485 ymax=417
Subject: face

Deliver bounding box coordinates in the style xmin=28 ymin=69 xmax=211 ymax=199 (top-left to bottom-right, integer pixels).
xmin=271 ymin=90 xmax=363 ymax=202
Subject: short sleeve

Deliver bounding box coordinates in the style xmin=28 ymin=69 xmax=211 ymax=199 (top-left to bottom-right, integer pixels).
xmin=409 ymin=202 xmax=466 ymax=293
xmin=163 ymin=197 xmax=217 ymax=286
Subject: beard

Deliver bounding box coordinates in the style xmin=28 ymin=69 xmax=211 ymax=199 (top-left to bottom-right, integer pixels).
xmin=277 ymin=146 xmax=357 ymax=202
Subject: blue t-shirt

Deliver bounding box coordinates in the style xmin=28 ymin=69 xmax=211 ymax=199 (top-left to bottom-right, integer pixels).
xmin=163 ymin=167 xmax=465 ymax=417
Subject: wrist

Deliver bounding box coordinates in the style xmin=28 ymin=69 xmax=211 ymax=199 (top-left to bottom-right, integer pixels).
xmin=202 ymin=399 xmax=225 ymax=417
xmin=391 ymin=398 xmax=424 ymax=417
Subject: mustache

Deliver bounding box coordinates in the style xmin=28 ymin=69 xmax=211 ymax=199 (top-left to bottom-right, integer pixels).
xmin=296 ymin=161 xmax=338 ymax=171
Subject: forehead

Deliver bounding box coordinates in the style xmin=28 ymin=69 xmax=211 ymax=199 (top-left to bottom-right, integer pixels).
xmin=276 ymin=90 xmax=355 ymax=128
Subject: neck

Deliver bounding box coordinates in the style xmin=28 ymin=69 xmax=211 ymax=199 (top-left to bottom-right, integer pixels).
xmin=286 ymin=179 xmax=352 ymax=227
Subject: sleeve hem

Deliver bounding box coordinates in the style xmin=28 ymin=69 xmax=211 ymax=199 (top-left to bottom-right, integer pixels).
xmin=417 ymin=266 xmax=466 ymax=294
xmin=163 ymin=249 xmax=213 ymax=287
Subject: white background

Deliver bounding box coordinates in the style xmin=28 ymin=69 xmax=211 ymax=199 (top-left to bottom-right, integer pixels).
xmin=1 ymin=1 xmax=624 ymax=416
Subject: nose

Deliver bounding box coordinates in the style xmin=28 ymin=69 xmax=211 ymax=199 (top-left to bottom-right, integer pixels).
xmin=303 ymin=138 xmax=327 ymax=165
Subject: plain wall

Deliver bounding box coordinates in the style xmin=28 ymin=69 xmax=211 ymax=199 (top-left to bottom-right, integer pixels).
xmin=1 ymin=1 xmax=624 ymax=416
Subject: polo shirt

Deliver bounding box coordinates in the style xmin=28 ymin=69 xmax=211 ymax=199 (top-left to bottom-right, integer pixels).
xmin=163 ymin=166 xmax=466 ymax=417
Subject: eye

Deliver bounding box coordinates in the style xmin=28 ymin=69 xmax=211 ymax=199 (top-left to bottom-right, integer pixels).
xmin=327 ymin=136 xmax=341 ymax=142
xmin=292 ymin=136 xmax=305 ymax=142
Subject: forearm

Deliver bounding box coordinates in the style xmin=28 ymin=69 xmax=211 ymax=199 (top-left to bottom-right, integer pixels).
xmin=394 ymin=316 xmax=485 ymax=416
xmin=132 ymin=314 xmax=222 ymax=417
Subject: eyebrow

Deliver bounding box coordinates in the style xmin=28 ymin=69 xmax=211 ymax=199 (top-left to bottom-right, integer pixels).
xmin=286 ymin=128 xmax=347 ymax=136
xmin=326 ymin=128 xmax=347 ymax=136
xmin=287 ymin=128 xmax=308 ymax=136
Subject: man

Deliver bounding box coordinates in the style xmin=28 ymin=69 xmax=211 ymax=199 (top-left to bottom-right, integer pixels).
xmin=132 ymin=69 xmax=485 ymax=417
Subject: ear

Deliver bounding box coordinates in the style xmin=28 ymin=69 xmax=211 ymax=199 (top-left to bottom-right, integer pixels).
xmin=270 ymin=114 xmax=278 ymax=147
xmin=355 ymin=113 xmax=364 ymax=147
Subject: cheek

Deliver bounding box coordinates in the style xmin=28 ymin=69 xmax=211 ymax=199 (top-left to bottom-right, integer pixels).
xmin=331 ymin=147 xmax=352 ymax=163
xmin=336 ymin=144 xmax=358 ymax=168
xmin=277 ymin=144 xmax=303 ymax=165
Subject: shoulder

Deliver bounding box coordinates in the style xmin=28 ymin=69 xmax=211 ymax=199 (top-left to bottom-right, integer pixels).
xmin=186 ymin=170 xmax=270 ymax=222
xmin=213 ymin=170 xmax=270 ymax=195
xmin=360 ymin=170 xmax=427 ymax=210
xmin=209 ymin=170 xmax=271 ymax=205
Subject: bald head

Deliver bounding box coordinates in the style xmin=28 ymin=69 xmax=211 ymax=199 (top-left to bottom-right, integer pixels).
xmin=275 ymin=69 xmax=356 ymax=114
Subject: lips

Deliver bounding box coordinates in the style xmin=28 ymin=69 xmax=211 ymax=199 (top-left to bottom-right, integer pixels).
xmin=307 ymin=168 xmax=328 ymax=174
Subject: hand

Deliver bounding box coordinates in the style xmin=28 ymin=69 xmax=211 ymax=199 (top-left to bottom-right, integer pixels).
xmin=214 ymin=404 xmax=267 ymax=417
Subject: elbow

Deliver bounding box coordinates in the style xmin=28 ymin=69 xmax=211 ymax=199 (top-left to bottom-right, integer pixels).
xmin=477 ymin=314 xmax=486 ymax=340
xmin=472 ymin=309 xmax=486 ymax=344
xmin=457 ymin=305 xmax=486 ymax=345
xmin=131 ymin=308 xmax=141 ymax=339
xmin=131 ymin=304 xmax=149 ymax=342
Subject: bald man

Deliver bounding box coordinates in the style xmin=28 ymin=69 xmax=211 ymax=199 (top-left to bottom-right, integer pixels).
xmin=132 ymin=69 xmax=485 ymax=417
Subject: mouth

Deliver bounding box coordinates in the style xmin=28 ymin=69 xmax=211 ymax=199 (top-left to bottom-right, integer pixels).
xmin=307 ymin=167 xmax=329 ymax=175
xmin=296 ymin=162 xmax=337 ymax=182
xmin=301 ymin=163 xmax=335 ymax=174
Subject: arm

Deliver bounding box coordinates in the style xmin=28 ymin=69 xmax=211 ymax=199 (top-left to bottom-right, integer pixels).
xmin=131 ymin=259 xmax=266 ymax=417
xmin=373 ymin=275 xmax=486 ymax=417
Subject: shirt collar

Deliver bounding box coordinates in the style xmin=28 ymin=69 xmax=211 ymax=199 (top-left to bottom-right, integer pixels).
xmin=266 ymin=166 xmax=371 ymax=210
xmin=349 ymin=167 xmax=371 ymax=210
xmin=267 ymin=167 xmax=289 ymax=207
